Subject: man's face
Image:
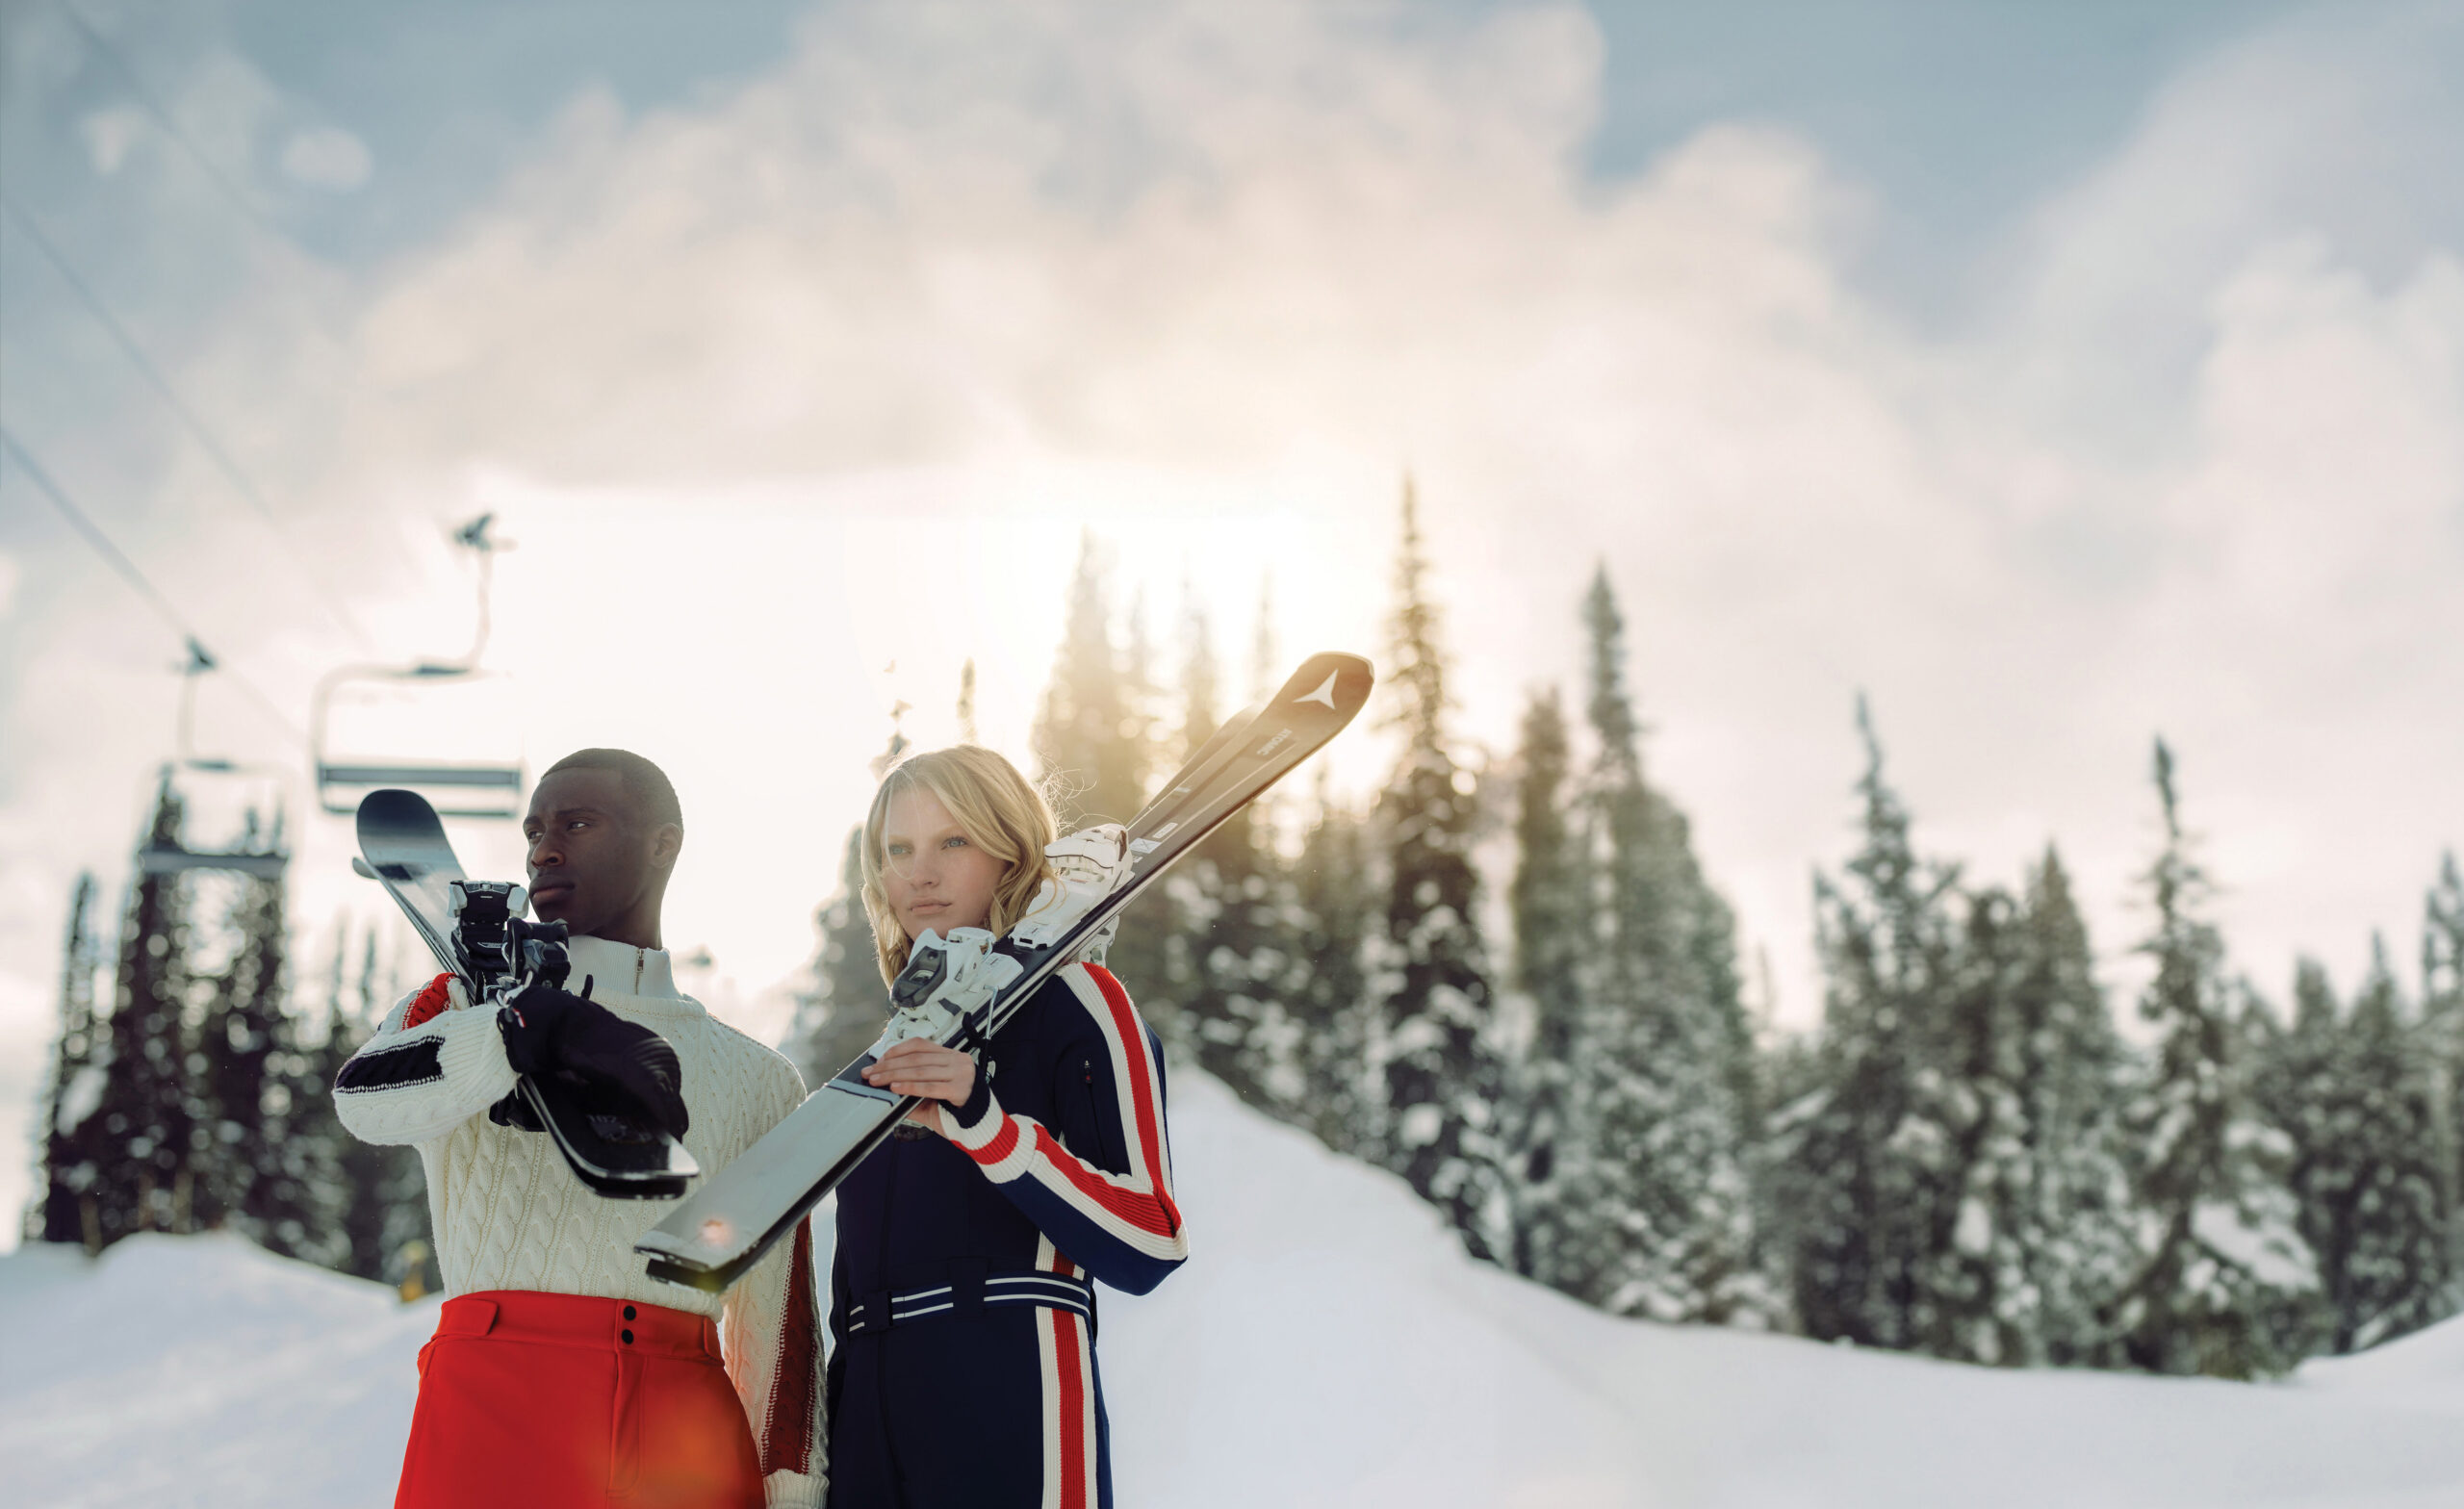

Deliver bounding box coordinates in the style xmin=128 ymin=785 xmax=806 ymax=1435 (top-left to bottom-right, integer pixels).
xmin=523 ymin=768 xmax=673 ymax=937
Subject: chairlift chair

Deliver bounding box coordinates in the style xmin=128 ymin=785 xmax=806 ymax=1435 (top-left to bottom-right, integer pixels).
xmin=312 ymin=513 xmax=526 ymax=821
xmin=137 ymin=641 xmax=291 ymax=882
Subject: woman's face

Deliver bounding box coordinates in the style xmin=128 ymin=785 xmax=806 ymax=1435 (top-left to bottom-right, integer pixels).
xmin=880 ymin=783 xmax=1007 ymax=941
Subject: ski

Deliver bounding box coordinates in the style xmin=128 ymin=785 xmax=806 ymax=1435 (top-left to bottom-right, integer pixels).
xmin=635 ymin=651 xmax=1374 ymax=1292
xmin=352 ymin=788 xmax=701 ymax=1198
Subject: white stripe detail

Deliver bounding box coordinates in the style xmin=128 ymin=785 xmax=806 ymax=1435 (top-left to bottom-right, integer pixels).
xmin=889 ymin=1300 xmax=954 ymax=1321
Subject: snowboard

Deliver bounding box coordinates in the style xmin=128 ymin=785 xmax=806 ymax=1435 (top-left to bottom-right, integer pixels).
xmin=353 ymin=788 xmax=701 ymax=1198
xmin=635 ymin=650 xmax=1374 ymax=1292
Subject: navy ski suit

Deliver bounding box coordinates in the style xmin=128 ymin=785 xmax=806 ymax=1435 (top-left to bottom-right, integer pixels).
xmin=826 ymin=961 xmax=1187 ymax=1508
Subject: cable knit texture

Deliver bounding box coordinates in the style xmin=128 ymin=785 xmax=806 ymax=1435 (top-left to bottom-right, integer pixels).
xmin=334 ymin=935 xmax=827 ymax=1508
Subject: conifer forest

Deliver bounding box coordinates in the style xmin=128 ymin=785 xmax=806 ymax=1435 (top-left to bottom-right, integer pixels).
xmin=30 ymin=485 xmax=2464 ymax=1381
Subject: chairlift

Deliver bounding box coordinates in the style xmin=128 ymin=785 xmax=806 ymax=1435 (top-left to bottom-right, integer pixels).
xmin=136 ymin=640 xmax=291 ymax=882
xmin=313 ymin=514 xmax=526 ymax=820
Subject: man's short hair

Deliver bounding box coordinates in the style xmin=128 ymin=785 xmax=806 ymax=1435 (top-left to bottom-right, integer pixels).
xmin=541 ymin=748 xmax=683 ymax=831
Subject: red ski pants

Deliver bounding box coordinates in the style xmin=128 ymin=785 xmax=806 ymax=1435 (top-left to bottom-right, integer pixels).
xmin=395 ymin=1291 xmax=762 ymax=1509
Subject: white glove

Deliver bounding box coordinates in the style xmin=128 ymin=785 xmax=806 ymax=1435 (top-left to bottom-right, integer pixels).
xmin=1013 ymin=823 xmax=1133 ymax=962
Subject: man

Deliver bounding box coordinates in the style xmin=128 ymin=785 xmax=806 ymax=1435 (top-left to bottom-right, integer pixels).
xmin=336 ymin=750 xmax=826 ymax=1509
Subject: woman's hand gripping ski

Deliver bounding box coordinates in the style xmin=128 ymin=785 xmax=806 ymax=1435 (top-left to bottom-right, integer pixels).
xmin=862 ymin=1038 xmax=976 ymax=1129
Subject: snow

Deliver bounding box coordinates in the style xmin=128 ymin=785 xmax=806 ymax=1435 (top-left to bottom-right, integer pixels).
xmin=54 ymin=1062 xmax=107 ymax=1134
xmin=9 ymin=1072 xmax=2464 ymax=1507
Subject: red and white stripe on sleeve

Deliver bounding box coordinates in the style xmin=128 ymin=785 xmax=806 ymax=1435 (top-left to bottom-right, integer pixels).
xmin=941 ymin=963 xmax=1188 ymax=1294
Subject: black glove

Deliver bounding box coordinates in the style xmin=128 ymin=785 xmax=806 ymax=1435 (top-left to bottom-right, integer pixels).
xmin=490 ymin=978 xmax=690 ymax=1140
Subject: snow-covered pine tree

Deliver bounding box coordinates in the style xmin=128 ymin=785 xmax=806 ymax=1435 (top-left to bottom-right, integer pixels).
xmin=1284 ymin=767 xmax=1377 ymax=1160
xmin=319 ymin=930 xmax=435 ymax=1289
xmin=2338 ymin=944 xmax=2453 ymax=1348
xmin=1148 ymin=596 xmax=1221 ymax=1061
xmin=2250 ymin=959 xmax=2354 ymax=1362
xmin=1503 ymin=685 xmax=1584 ymax=1282
xmin=192 ymin=841 xmax=288 ymax=1239
xmin=1168 ymin=598 xmax=1306 ymax=1116
xmin=786 ymin=828 xmax=895 ymax=1087
xmin=2423 ymin=853 xmax=2464 ymax=1306
xmin=30 ymin=873 xmax=105 ymax=1248
xmin=2012 ymin=849 xmax=2137 ymax=1368
xmin=2116 ymin=739 xmax=2317 ymax=1378
xmin=1917 ymin=857 xmax=2138 ymax=1368
xmin=1035 ymin=534 xmax=1169 ymax=1010
xmin=1549 ymin=567 xmax=1763 ymax=1323
xmin=1918 ymin=884 xmax=2041 ymax=1365
xmin=254 ymin=976 xmax=349 ymax=1271
xmin=1777 ymin=699 xmax=1964 ymax=1351
xmin=1036 ymin=533 xmax=1148 ymax=828
xmin=2261 ymin=946 xmax=2454 ymax=1354
xmin=90 ymin=778 xmax=203 ymax=1243
xmin=1370 ymin=479 xmax=1510 ymax=1260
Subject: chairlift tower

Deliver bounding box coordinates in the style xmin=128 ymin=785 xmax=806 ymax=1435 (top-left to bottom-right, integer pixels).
xmin=136 ymin=639 xmax=292 ymax=882
xmin=313 ymin=514 xmax=526 ymax=820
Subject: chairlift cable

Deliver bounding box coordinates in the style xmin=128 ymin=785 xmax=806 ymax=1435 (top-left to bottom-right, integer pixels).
xmin=52 ymin=0 xmax=292 ymax=245
xmin=0 ymin=423 xmax=310 ymax=749
xmin=1 ymin=197 xmax=381 ymax=652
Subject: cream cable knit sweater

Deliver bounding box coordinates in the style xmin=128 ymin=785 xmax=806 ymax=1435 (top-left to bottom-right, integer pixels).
xmin=335 ymin=935 xmax=826 ymax=1508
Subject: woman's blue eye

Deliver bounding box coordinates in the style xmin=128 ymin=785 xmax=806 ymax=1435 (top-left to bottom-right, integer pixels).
xmin=944 ymin=835 xmax=968 ymax=849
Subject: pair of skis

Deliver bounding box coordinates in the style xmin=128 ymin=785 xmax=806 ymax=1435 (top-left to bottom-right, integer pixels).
xmin=348 ymin=651 xmax=1373 ymax=1287
xmin=633 ymin=650 xmax=1373 ymax=1292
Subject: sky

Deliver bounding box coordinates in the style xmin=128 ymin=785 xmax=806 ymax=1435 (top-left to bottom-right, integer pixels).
xmin=3 ymin=0 xmax=2461 ymax=1246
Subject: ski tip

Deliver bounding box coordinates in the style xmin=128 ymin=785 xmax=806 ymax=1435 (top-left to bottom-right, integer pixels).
xmin=354 ymin=787 xmax=448 ymax=838
xmin=1275 ymin=652 xmax=1374 ymax=721
xmin=351 ymin=857 xmax=377 ymax=880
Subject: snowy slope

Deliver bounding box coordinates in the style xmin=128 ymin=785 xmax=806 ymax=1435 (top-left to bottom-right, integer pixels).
xmin=9 ymin=1071 xmax=2464 ymax=1509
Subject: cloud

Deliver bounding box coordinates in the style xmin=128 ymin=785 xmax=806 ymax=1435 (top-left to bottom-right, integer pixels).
xmin=279 ymin=126 xmax=372 ymax=192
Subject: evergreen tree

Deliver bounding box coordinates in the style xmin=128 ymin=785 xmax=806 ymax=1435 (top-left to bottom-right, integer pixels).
xmin=2249 ymin=959 xmax=2349 ymax=1362
xmin=2260 ymin=948 xmax=2453 ymax=1353
xmin=90 ymin=779 xmax=202 ymax=1244
xmin=2116 ymin=739 xmax=2317 ymax=1377
xmin=1035 ymin=534 xmax=1170 ymax=1009
xmin=192 ymin=845 xmax=286 ymax=1237
xmin=30 ymin=873 xmax=106 ymax=1249
xmin=1777 ymin=699 xmax=1965 ymax=1350
xmin=1246 ymin=575 xmax=1284 ymax=845
xmin=320 ymin=930 xmax=435 ymax=1288
xmin=1903 ymin=848 xmax=2143 ymax=1368
xmin=1545 ymin=568 xmax=1763 ymax=1322
xmin=2010 ymin=850 xmax=2138 ymax=1368
xmin=1167 ymin=598 xmax=1306 ymax=1116
xmin=787 ymin=828 xmax=896 ymax=1088
xmin=1918 ymin=884 xmax=2040 ymax=1364
xmin=1369 ymin=480 xmax=1510 ymax=1260
xmin=2341 ymin=945 xmax=2453 ymax=1347
xmin=1035 ymin=534 xmax=1148 ymax=828
xmin=1503 ymin=686 xmax=1584 ymax=1280
xmin=1284 ymin=769 xmax=1376 ymax=1159
xmin=2423 ymin=852 xmax=2464 ymax=1304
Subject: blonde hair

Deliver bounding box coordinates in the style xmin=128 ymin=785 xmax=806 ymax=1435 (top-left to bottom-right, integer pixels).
xmin=860 ymin=745 xmax=1059 ymax=985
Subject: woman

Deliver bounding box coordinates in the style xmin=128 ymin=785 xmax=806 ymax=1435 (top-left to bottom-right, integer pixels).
xmin=831 ymin=746 xmax=1188 ymax=1508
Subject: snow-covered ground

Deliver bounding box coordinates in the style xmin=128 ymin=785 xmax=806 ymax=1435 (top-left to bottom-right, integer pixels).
xmin=10 ymin=1072 xmax=2464 ymax=1508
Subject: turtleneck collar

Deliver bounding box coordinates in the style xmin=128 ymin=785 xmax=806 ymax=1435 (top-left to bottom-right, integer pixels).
xmin=565 ymin=934 xmax=681 ymax=1000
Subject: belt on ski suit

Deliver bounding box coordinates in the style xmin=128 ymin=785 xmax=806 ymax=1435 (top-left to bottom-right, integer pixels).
xmin=842 ymin=1265 xmax=1096 ymax=1338
xmin=394 ymin=1290 xmax=762 ymax=1509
